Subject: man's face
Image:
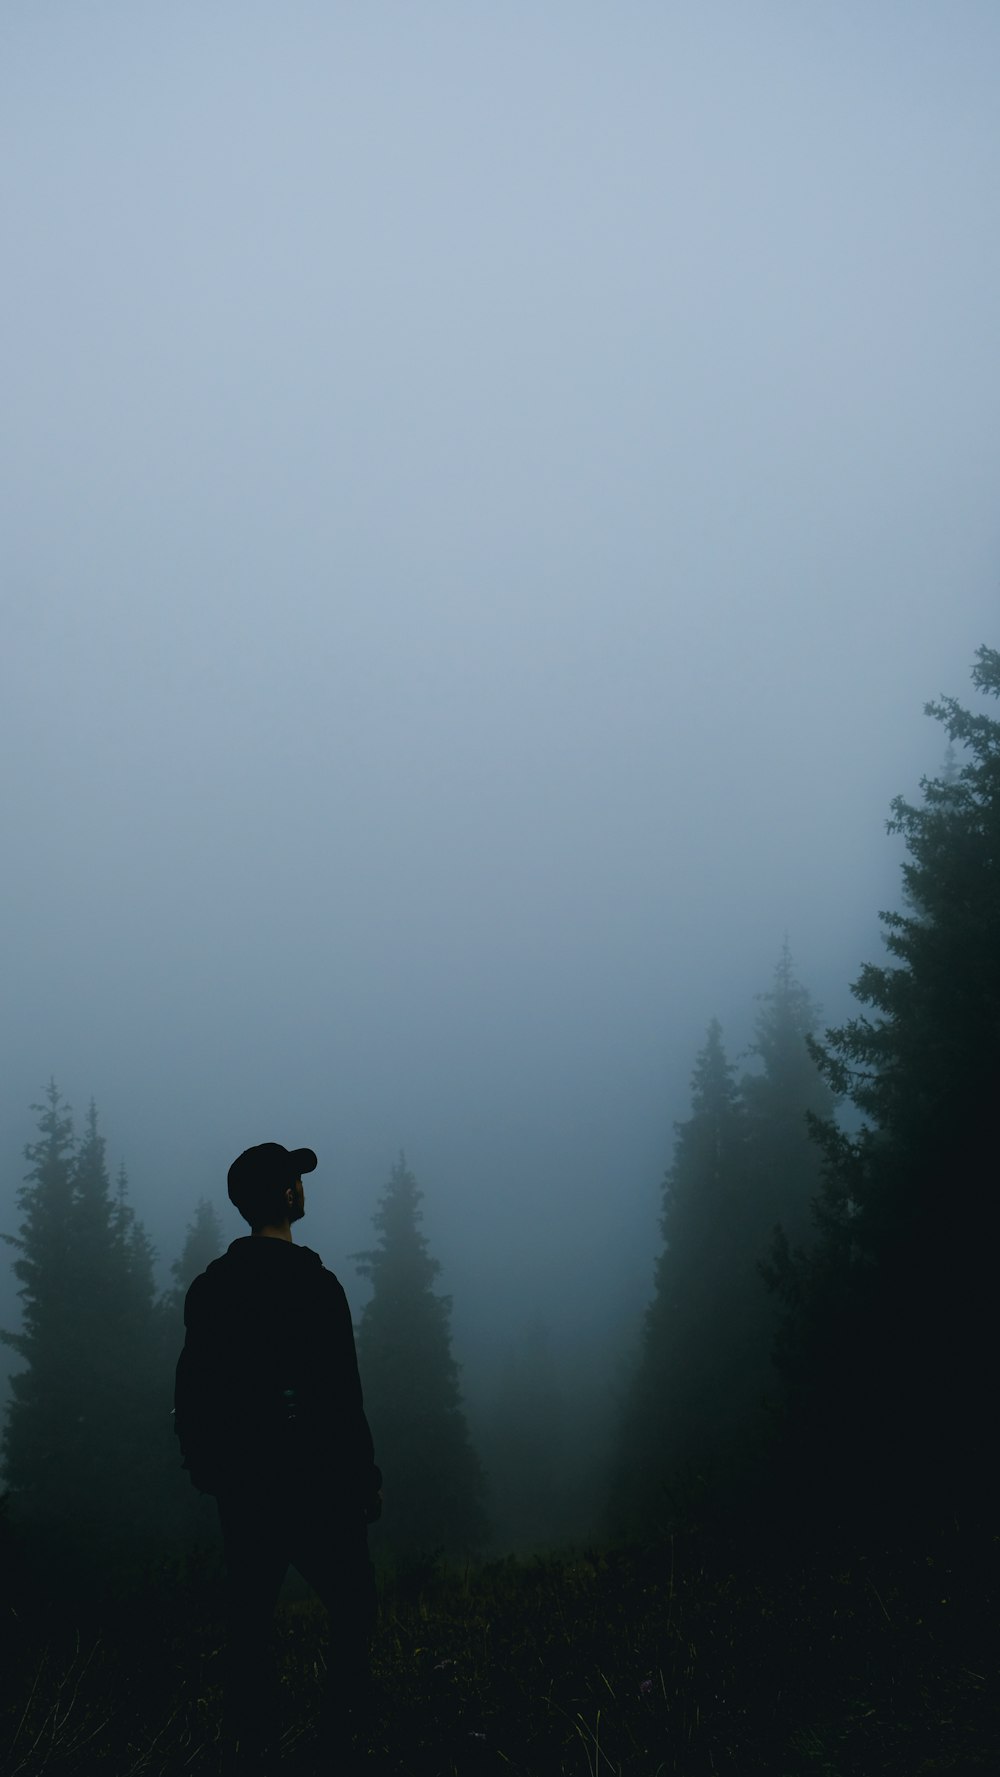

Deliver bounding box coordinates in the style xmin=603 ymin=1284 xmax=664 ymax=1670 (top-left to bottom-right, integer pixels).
xmin=287 ymin=1176 xmax=305 ymax=1223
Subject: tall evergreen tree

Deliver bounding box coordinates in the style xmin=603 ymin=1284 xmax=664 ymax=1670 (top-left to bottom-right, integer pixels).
xmin=72 ymin=1101 xmax=118 ymax=1303
xmin=616 ymin=962 xmax=834 ymax=1535
xmin=355 ymin=1154 xmax=488 ymax=1559
xmin=160 ymin=1197 xmax=224 ymax=1354
xmin=741 ymin=941 xmax=836 ymax=1253
xmin=62 ymin=1101 xmax=123 ymax=1520
xmin=615 ymin=1021 xmax=751 ymax=1530
xmin=729 ymin=946 xmax=837 ymax=1420
xmin=103 ymin=1159 xmax=165 ymax=1549
xmin=113 ymin=1161 xmax=159 ymax=1305
xmin=2 ymin=1091 xmax=164 ymax=1574
xmin=768 ymin=646 xmax=1000 ymax=1528
xmin=173 ymin=1198 xmax=225 ymax=1296
xmin=1 ymin=1082 xmax=77 ymax=1529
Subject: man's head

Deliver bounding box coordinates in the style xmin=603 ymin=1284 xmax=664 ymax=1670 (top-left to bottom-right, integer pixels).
xmin=227 ymin=1143 xmax=318 ymax=1233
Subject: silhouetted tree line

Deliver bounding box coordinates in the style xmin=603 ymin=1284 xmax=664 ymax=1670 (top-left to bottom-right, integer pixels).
xmin=618 ymin=645 xmax=1000 ymax=1542
xmin=764 ymin=645 xmax=1000 ymax=1536
xmin=0 ymin=1092 xmax=223 ymax=1588
xmin=1 ymin=1117 xmax=487 ymax=1589
xmin=2 ymin=646 xmax=997 ymax=1582
xmin=613 ymin=942 xmax=834 ymax=1536
xmin=355 ymin=1153 xmax=489 ymax=1562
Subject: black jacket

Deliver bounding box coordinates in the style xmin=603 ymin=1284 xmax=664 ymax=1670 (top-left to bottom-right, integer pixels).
xmin=174 ymin=1237 xmax=380 ymax=1509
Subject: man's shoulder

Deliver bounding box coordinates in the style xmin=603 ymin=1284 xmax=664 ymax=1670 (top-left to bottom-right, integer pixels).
xmin=185 ymin=1240 xmax=343 ymax=1309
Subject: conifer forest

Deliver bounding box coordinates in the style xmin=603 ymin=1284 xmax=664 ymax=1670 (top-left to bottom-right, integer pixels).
xmin=3 ymin=648 xmax=999 ymax=1771
xmin=5 ymin=9 xmax=1000 ymax=1771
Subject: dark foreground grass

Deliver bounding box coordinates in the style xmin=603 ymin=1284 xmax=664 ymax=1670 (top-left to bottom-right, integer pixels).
xmin=2 ymin=1525 xmax=997 ymax=1775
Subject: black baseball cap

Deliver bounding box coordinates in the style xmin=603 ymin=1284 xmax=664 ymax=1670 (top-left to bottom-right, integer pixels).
xmin=227 ymin=1142 xmax=318 ymax=1212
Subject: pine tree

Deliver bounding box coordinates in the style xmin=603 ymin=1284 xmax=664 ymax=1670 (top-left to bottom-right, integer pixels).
xmin=1 ymin=1082 xmax=77 ymax=1528
xmin=615 ymin=1021 xmax=751 ymax=1530
xmin=62 ymin=1101 xmax=123 ymax=1521
xmin=768 ymin=646 xmax=1000 ymax=1527
xmin=173 ymin=1199 xmax=225 ymax=1295
xmin=160 ymin=1198 xmax=224 ymax=1354
xmin=355 ymin=1154 xmax=488 ymax=1559
xmin=727 ymin=947 xmax=838 ymax=1424
xmin=2 ymin=1091 xmax=164 ymax=1574
xmin=741 ymin=942 xmax=836 ymax=1253
xmin=104 ymin=1160 xmax=165 ymax=1549
xmin=72 ymin=1102 xmax=118 ymax=1303
xmin=616 ymin=961 xmax=834 ymax=1536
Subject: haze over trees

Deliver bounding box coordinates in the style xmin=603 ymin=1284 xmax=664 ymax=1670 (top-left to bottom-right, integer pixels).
xmin=1 ymin=648 xmax=998 ymax=1586
xmin=1 ymin=1089 xmax=165 ymax=1578
xmin=354 ymin=1153 xmax=489 ymax=1561
xmin=614 ymin=946 xmax=833 ymax=1533
xmin=2 ymin=1083 xmax=76 ymax=1547
xmin=2 ymin=11 xmax=998 ymax=1764
xmin=611 ymin=649 xmax=1000 ymax=1541
xmin=766 ymin=643 xmax=1000 ymax=1534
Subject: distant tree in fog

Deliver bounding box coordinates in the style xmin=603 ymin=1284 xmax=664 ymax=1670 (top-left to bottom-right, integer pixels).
xmin=104 ymin=1156 xmax=165 ymax=1530
xmin=767 ymin=644 xmax=1000 ymax=1528
xmin=614 ymin=1020 xmax=749 ymax=1530
xmin=728 ymin=945 xmax=835 ymax=1414
xmin=1 ymin=1081 xmax=76 ymax=1528
xmin=1 ymin=1089 xmax=164 ymax=1571
xmin=355 ymin=1153 xmax=488 ymax=1560
xmin=741 ymin=940 xmax=835 ymax=1255
xmin=161 ymin=1197 xmax=224 ymax=1335
xmin=615 ymin=952 xmax=833 ymax=1534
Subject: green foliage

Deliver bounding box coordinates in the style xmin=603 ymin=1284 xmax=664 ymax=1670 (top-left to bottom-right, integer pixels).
xmin=613 ymin=1022 xmax=744 ymax=1532
xmin=741 ymin=940 xmax=836 ymax=1252
xmin=768 ymin=646 xmax=1000 ymax=1525
xmin=173 ymin=1198 xmax=225 ymax=1295
xmin=2 ymin=1528 xmax=997 ymax=1775
xmin=639 ymin=1019 xmax=751 ymax=1481
xmin=1 ymin=1087 xmax=167 ymax=1573
xmin=355 ymin=1154 xmax=489 ymax=1561
xmin=618 ymin=951 xmax=834 ymax=1534
xmin=1 ymin=1081 xmax=77 ymax=1520
xmin=159 ymin=1197 xmax=224 ymax=1356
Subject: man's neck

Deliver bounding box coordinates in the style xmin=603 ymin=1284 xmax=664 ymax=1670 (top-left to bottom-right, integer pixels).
xmin=253 ymin=1224 xmax=293 ymax=1242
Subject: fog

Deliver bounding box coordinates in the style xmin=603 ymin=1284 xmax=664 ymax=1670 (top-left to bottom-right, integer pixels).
xmin=2 ymin=3 xmax=998 ymax=1425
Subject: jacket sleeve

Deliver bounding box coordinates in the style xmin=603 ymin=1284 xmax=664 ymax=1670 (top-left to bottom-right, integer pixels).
xmin=173 ymin=1274 xmax=226 ymax=1493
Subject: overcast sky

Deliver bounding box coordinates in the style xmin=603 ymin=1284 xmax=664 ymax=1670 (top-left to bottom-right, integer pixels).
xmin=2 ymin=2 xmax=998 ymax=1394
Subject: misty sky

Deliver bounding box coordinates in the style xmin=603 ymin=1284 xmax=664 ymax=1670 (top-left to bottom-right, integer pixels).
xmin=2 ymin=3 xmax=999 ymax=1397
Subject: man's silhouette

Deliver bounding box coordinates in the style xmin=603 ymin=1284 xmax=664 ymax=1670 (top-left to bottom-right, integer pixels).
xmin=174 ymin=1142 xmax=381 ymax=1772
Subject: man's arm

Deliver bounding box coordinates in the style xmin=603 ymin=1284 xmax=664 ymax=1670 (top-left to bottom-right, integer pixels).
xmin=174 ymin=1274 xmax=226 ymax=1494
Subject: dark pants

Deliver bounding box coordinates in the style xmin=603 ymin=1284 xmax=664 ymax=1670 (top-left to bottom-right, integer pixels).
xmin=216 ymin=1475 xmax=377 ymax=1765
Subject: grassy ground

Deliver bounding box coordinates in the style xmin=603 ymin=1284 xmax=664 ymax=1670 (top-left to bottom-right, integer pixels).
xmin=2 ymin=1525 xmax=997 ymax=1775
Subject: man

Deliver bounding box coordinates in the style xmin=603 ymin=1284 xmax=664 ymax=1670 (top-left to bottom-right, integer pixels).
xmin=174 ymin=1142 xmax=381 ymax=1773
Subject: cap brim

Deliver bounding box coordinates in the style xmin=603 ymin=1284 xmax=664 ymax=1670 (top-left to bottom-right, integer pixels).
xmin=289 ymin=1147 xmax=318 ymax=1175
